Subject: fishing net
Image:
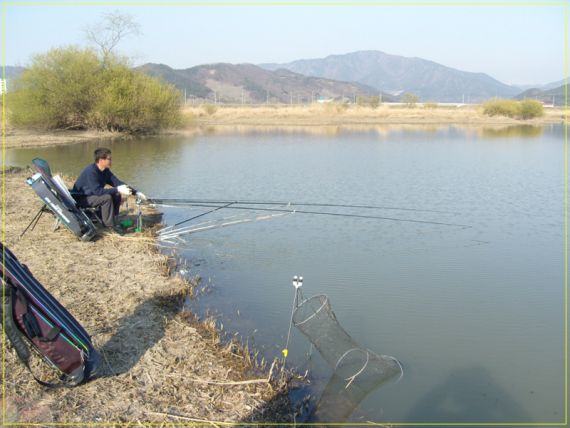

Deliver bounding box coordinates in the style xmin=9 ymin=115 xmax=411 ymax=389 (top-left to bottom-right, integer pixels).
xmin=293 ymin=294 xmax=403 ymax=422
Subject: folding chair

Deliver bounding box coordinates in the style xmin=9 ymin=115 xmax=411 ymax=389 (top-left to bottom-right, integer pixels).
xmin=22 ymin=159 xmax=98 ymax=241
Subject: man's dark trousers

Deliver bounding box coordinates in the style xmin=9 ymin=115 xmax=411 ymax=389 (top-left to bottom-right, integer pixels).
xmin=77 ymin=194 xmax=121 ymax=227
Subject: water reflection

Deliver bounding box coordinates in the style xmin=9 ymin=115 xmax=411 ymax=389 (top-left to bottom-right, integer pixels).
xmin=479 ymin=125 xmax=543 ymax=139
xmin=195 ymin=124 xmax=469 ymax=139
xmin=3 ymin=124 xmax=551 ymax=176
xmin=405 ymin=366 xmax=531 ymax=425
xmin=185 ymin=124 xmax=546 ymax=140
xmin=3 ymin=135 xmax=195 ymax=181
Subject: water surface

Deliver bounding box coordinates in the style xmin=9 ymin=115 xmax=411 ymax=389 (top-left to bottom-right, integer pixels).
xmin=5 ymin=124 xmax=565 ymax=424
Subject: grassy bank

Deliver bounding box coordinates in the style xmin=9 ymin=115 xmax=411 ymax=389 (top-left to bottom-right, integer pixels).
xmin=3 ymin=104 xmax=565 ymax=149
xmin=3 ymin=127 xmax=129 ymax=149
xmin=2 ymin=169 xmax=293 ymax=425
xmin=184 ymin=103 xmax=566 ymax=126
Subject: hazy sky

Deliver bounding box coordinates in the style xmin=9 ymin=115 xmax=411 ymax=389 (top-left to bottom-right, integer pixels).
xmin=3 ymin=1 xmax=566 ymax=86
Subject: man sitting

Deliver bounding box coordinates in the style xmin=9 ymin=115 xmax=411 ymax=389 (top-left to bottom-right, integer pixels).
xmin=72 ymin=148 xmax=146 ymax=230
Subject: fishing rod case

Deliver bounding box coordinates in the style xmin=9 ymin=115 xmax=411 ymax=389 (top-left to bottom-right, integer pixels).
xmin=0 ymin=242 xmax=100 ymax=387
xmin=26 ymin=158 xmax=97 ymax=242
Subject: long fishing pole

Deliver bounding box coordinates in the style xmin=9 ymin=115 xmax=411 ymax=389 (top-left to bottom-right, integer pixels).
xmin=149 ymin=198 xmax=458 ymax=215
xmin=158 ymin=212 xmax=291 ymax=240
xmin=167 ymin=201 xmax=235 ymax=230
xmin=160 ymin=202 xmax=471 ymax=229
xmin=158 ymin=211 xmax=247 ymax=235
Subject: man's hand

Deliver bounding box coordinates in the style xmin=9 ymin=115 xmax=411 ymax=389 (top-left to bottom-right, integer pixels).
xmin=136 ymin=191 xmax=147 ymax=201
xmin=117 ymin=185 xmax=132 ymax=196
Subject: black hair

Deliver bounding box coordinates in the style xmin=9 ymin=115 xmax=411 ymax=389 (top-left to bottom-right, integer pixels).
xmin=94 ymin=148 xmax=112 ymax=163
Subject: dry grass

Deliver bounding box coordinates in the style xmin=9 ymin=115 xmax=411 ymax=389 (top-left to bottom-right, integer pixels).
xmin=183 ymin=104 xmax=566 ymax=126
xmin=1 ymin=169 xmax=293 ymax=425
xmin=4 ymin=104 xmax=564 ymax=150
xmin=3 ymin=126 xmax=130 ymax=149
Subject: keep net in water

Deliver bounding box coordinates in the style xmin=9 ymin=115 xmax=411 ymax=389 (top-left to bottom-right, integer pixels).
xmin=292 ymin=293 xmax=403 ymax=423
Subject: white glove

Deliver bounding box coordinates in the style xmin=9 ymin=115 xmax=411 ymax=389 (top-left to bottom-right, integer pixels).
xmin=117 ymin=185 xmax=132 ymax=196
xmin=136 ymin=191 xmax=147 ymax=201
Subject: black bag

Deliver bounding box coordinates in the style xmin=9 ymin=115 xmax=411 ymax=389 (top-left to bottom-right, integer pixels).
xmin=1 ymin=242 xmax=100 ymax=387
xmin=26 ymin=158 xmax=97 ymax=241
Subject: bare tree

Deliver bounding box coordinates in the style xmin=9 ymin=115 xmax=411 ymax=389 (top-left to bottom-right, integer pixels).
xmin=401 ymin=92 xmax=420 ymax=108
xmin=84 ymin=11 xmax=141 ymax=63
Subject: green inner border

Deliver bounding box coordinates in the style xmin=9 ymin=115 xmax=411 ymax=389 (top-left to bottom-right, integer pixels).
xmin=1 ymin=1 xmax=567 ymax=426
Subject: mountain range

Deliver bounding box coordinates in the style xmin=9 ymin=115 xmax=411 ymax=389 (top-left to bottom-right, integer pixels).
xmin=135 ymin=62 xmax=391 ymax=104
xmin=540 ymin=79 xmax=566 ymax=91
xmin=3 ymin=66 xmax=26 ymax=91
xmin=261 ymin=50 xmax=521 ymax=103
xmin=514 ymin=84 xmax=566 ymax=106
xmin=4 ymin=66 xmax=26 ymax=79
xmin=5 ymin=52 xmax=563 ymax=104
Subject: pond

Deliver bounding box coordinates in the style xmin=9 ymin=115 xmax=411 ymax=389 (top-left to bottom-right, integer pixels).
xmin=5 ymin=124 xmax=565 ymax=425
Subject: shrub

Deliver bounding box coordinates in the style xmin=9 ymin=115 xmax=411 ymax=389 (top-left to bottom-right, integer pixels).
xmin=8 ymin=46 xmax=182 ymax=132
xmin=321 ymin=101 xmax=348 ymax=114
xmin=203 ymin=104 xmax=217 ymax=116
xmin=92 ymin=65 xmax=182 ymax=132
xmin=335 ymin=102 xmax=349 ymax=113
xmin=517 ymin=99 xmax=544 ymax=119
xmin=483 ymin=99 xmax=543 ymax=120
xmin=356 ymin=96 xmax=381 ymax=109
xmin=423 ymin=102 xmax=438 ymax=109
xmin=401 ymin=92 xmax=420 ymax=108
xmin=9 ymin=48 xmax=103 ymax=129
xmin=482 ymin=99 xmax=519 ymax=118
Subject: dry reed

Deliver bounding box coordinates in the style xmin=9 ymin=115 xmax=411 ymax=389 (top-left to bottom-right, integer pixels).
xmin=2 ymin=169 xmax=294 ymax=425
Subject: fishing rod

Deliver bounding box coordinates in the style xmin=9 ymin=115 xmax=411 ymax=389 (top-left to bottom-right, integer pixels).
xmin=158 ymin=211 xmax=249 ymax=235
xmin=158 ymin=202 xmax=235 ymax=234
xmin=149 ymin=198 xmax=459 ymax=215
xmin=169 ymin=201 xmax=235 ymax=229
xmin=159 ymin=202 xmax=471 ymax=229
xmin=158 ymin=211 xmax=291 ymax=240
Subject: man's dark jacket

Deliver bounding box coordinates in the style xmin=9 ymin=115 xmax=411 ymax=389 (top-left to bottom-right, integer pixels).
xmin=72 ymin=163 xmax=125 ymax=196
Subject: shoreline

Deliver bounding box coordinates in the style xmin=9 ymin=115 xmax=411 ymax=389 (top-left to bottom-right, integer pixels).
xmin=3 ymin=105 xmax=565 ymax=149
xmin=183 ymin=104 xmax=565 ymax=127
xmin=2 ymin=169 xmax=293 ymax=424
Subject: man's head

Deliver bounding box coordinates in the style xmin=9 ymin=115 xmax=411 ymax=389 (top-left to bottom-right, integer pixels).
xmin=94 ymin=148 xmax=112 ymax=170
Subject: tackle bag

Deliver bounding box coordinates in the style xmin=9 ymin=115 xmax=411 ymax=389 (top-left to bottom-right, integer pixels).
xmin=0 ymin=242 xmax=100 ymax=387
xmin=27 ymin=158 xmax=97 ymax=241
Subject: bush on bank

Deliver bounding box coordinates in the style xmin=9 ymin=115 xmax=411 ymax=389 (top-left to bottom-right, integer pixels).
xmin=517 ymin=99 xmax=545 ymax=120
xmin=356 ymin=96 xmax=381 ymax=108
xmin=8 ymin=47 xmax=182 ymax=133
xmin=92 ymin=64 xmax=182 ymax=132
xmin=483 ymin=98 xmax=544 ymax=120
